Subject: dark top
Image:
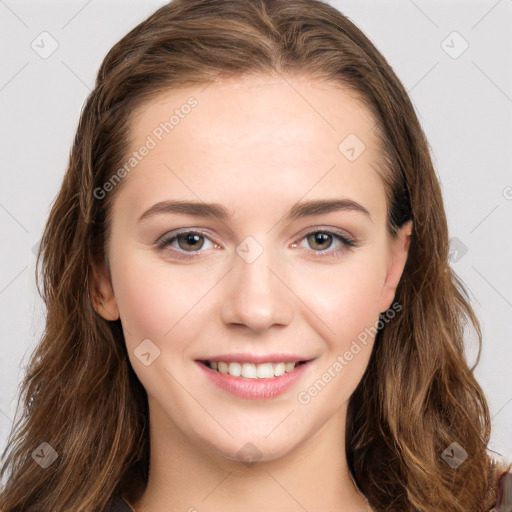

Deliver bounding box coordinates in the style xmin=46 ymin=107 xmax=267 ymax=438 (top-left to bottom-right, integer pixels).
xmin=105 ymin=493 xmax=134 ymax=512
xmin=103 ymin=472 xmax=512 ymax=511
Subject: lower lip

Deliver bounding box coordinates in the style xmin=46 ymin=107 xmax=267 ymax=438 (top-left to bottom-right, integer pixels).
xmin=196 ymin=361 xmax=312 ymax=399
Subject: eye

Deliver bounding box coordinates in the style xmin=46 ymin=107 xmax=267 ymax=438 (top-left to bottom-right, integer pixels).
xmin=156 ymin=229 xmax=218 ymax=258
xmin=292 ymin=228 xmax=358 ymax=258
xmin=155 ymin=227 xmax=359 ymax=260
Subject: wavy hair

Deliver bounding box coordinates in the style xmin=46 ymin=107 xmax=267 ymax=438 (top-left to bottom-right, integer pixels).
xmin=1 ymin=0 xmax=509 ymax=510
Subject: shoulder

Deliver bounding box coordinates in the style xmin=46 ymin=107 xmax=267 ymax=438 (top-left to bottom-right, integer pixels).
xmin=103 ymin=493 xmax=134 ymax=512
xmin=492 ymin=470 xmax=512 ymax=511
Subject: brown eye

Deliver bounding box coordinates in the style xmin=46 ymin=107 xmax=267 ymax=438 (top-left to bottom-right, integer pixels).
xmin=292 ymin=228 xmax=358 ymax=259
xmin=156 ymin=230 xmax=216 ymax=258
xmin=176 ymin=233 xmax=206 ymax=252
xmin=306 ymin=232 xmax=334 ymax=251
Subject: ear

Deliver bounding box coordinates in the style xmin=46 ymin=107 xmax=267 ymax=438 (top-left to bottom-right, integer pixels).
xmin=378 ymin=220 xmax=413 ymax=313
xmin=90 ymin=254 xmax=120 ymax=321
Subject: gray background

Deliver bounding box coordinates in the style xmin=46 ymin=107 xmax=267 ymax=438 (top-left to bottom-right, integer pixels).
xmin=1 ymin=0 xmax=511 ymax=467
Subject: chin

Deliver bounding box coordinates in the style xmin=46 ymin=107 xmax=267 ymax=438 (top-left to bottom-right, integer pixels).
xmin=204 ymin=431 xmax=300 ymax=467
xmin=220 ymin=444 xmax=291 ymax=467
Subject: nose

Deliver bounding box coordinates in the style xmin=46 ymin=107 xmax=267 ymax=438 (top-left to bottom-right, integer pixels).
xmin=219 ymin=244 xmax=294 ymax=332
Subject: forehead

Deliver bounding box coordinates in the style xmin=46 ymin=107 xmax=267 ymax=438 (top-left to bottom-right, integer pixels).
xmin=117 ymin=75 xmax=386 ymax=223
xmin=129 ymin=75 xmax=378 ymax=156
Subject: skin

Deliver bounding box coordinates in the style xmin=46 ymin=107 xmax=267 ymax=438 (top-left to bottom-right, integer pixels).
xmin=92 ymin=75 xmax=412 ymax=512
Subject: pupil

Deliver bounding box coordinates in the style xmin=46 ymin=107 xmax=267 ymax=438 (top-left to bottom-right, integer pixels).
xmin=179 ymin=233 xmax=203 ymax=251
xmin=310 ymin=232 xmax=332 ymax=250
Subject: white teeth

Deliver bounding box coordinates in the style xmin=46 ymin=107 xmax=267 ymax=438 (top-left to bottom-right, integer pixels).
xmin=256 ymin=363 xmax=274 ymax=378
xmin=273 ymin=362 xmax=286 ymax=376
xmin=241 ymin=363 xmax=257 ymax=378
xmin=207 ymin=360 xmax=301 ymax=378
xmin=228 ymin=362 xmax=241 ymax=376
xmin=285 ymin=362 xmax=295 ymax=372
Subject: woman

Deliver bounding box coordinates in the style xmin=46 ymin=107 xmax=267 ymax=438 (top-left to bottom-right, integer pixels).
xmin=1 ymin=1 xmax=510 ymax=511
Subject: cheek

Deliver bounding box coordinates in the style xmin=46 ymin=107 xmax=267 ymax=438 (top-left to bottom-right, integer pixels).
xmin=109 ymin=248 xmax=217 ymax=349
xmin=112 ymin=266 xmax=171 ymax=340
xmin=294 ymin=259 xmax=387 ymax=412
xmin=303 ymin=255 xmax=388 ymax=343
xmin=110 ymin=236 xmax=389 ymax=354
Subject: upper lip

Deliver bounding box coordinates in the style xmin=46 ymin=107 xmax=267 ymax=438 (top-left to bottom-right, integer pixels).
xmin=196 ymin=353 xmax=314 ymax=364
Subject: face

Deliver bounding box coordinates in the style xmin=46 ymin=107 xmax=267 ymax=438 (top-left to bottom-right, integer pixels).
xmin=92 ymin=75 xmax=411 ymax=464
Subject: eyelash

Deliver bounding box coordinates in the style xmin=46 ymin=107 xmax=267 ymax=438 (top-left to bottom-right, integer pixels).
xmin=155 ymin=227 xmax=358 ymax=260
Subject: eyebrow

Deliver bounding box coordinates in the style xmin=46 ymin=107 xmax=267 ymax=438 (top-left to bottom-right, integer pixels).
xmin=137 ymin=198 xmax=372 ymax=223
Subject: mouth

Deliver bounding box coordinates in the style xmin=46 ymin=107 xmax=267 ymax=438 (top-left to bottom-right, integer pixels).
xmin=198 ymin=360 xmax=310 ymax=379
xmin=196 ymin=358 xmax=314 ymax=399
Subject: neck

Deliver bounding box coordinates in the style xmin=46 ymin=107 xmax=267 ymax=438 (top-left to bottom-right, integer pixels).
xmin=128 ymin=399 xmax=373 ymax=512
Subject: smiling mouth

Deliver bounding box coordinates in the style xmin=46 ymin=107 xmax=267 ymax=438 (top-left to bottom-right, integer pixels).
xmin=199 ymin=360 xmax=309 ymax=379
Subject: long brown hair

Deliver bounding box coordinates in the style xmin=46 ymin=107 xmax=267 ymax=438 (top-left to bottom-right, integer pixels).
xmin=1 ymin=1 xmax=509 ymax=510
